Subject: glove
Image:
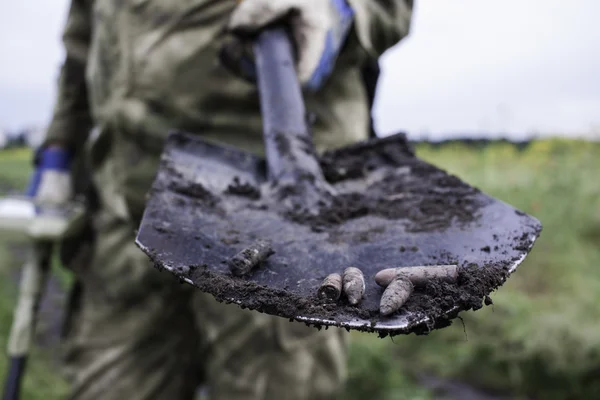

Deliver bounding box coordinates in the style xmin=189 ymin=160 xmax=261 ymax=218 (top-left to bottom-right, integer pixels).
xmin=26 ymin=146 xmax=73 ymax=206
xmin=224 ymin=0 xmax=355 ymax=91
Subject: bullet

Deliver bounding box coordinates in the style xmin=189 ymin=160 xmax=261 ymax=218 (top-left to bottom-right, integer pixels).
xmin=375 ymin=264 xmax=458 ymax=287
xmin=318 ymin=273 xmax=343 ymax=301
xmin=343 ymin=267 xmax=365 ymax=305
xmin=380 ymin=276 xmax=414 ymax=316
xmin=227 ymin=239 xmax=274 ymax=276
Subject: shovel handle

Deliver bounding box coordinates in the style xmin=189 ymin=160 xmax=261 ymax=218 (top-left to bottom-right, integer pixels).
xmin=253 ymin=28 xmax=325 ymax=184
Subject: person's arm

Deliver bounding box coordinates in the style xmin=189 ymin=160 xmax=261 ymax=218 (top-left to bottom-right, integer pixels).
xmin=346 ymin=0 xmax=414 ymax=58
xmin=43 ymin=0 xmax=93 ymax=153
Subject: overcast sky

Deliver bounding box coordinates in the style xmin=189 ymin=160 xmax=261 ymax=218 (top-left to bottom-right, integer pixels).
xmin=1 ymin=0 xmax=599 ymax=140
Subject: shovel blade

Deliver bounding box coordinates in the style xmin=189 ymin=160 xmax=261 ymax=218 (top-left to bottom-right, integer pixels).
xmin=135 ymin=130 xmax=541 ymax=336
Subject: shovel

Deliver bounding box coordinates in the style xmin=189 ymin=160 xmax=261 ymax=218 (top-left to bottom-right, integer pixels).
xmin=135 ymin=28 xmax=542 ymax=336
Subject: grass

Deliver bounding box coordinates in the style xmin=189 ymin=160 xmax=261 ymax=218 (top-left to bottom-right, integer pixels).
xmin=0 ymin=148 xmax=33 ymax=191
xmin=1 ymin=140 xmax=600 ymax=399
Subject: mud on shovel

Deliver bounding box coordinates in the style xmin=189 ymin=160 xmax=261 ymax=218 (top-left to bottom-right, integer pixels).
xmin=135 ymin=28 xmax=542 ymax=336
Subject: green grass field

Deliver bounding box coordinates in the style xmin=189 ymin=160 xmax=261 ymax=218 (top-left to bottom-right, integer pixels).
xmin=0 ymin=139 xmax=599 ymax=400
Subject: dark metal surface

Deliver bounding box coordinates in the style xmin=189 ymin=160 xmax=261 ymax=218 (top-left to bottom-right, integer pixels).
xmin=135 ymin=130 xmax=542 ymax=335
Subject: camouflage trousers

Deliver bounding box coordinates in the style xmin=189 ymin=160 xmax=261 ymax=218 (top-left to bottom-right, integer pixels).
xmin=61 ymin=208 xmax=349 ymax=400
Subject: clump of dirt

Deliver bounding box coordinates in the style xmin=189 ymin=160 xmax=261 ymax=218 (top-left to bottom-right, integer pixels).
xmin=225 ymin=177 xmax=261 ymax=200
xmin=274 ymin=132 xmax=291 ymax=155
xmin=513 ymin=231 xmax=533 ymax=251
xmin=286 ymin=157 xmax=484 ymax=233
xmin=168 ymin=181 xmax=215 ymax=203
xmin=319 ymin=133 xmax=416 ymax=183
xmin=399 ymin=263 xmax=508 ymax=334
xmin=157 ymin=158 xmax=219 ymax=206
xmin=277 ymin=134 xmax=486 ymax=233
xmin=152 ymin=222 xmax=172 ymax=234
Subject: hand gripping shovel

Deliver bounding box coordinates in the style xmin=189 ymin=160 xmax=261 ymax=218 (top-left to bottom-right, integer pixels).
xmin=135 ymin=28 xmax=542 ymax=336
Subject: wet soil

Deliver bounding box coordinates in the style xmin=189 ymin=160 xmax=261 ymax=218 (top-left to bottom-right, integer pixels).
xmin=284 ymin=169 xmax=481 ymax=234
xmin=282 ymin=136 xmax=484 ymax=233
xmin=168 ymin=180 xmax=217 ymax=206
xmin=225 ymin=177 xmax=261 ymax=200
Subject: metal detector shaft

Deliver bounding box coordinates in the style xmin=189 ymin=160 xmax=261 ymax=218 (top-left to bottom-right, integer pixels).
xmin=3 ymin=242 xmax=52 ymax=400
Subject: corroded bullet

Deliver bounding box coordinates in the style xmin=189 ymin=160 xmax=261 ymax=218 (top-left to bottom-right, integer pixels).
xmin=342 ymin=267 xmax=365 ymax=305
xmin=227 ymin=240 xmax=274 ymax=276
xmin=375 ymin=264 xmax=458 ymax=287
xmin=380 ymin=276 xmax=414 ymax=316
xmin=318 ymin=273 xmax=343 ymax=301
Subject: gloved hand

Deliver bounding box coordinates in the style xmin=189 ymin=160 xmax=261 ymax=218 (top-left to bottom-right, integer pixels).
xmin=223 ymin=0 xmax=355 ymax=91
xmin=26 ymin=146 xmax=73 ymax=206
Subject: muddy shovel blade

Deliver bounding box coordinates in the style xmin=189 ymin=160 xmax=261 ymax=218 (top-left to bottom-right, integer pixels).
xmin=135 ymin=29 xmax=542 ymax=336
xmin=135 ymin=130 xmax=541 ymax=336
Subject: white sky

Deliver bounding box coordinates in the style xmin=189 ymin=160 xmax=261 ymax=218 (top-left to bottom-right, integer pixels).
xmin=1 ymin=0 xmax=599 ymax=140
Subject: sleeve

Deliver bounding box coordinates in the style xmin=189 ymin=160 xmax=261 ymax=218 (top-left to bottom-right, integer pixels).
xmin=43 ymin=0 xmax=93 ymax=153
xmin=346 ymin=0 xmax=414 ymax=58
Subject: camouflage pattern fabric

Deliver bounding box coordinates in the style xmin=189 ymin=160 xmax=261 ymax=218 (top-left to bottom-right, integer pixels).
xmin=45 ymin=1 xmax=413 ymax=399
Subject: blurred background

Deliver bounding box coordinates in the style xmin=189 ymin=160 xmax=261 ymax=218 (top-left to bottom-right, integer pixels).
xmin=0 ymin=1 xmax=599 ymax=399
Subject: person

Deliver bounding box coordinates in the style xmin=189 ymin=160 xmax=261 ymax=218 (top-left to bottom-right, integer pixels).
xmin=28 ymin=1 xmax=413 ymax=399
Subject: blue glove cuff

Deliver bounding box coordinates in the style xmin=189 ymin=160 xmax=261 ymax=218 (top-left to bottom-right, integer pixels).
xmin=38 ymin=147 xmax=72 ymax=171
xmin=26 ymin=147 xmax=72 ymax=197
